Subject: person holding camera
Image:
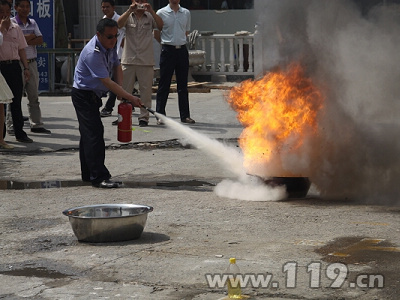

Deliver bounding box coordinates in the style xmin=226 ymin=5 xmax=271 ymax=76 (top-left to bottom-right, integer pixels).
xmin=117 ymin=1 xmax=163 ymax=127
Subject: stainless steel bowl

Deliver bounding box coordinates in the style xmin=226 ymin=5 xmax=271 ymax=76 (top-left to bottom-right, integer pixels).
xmin=62 ymin=204 xmax=153 ymax=243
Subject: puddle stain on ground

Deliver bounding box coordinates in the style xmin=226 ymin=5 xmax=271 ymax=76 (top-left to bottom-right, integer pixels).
xmin=315 ymin=236 xmax=400 ymax=264
xmin=0 ymin=180 xmax=215 ymax=191
xmin=0 ymin=259 xmax=81 ymax=280
xmin=315 ymin=236 xmax=400 ymax=298
xmin=0 ymin=267 xmax=69 ymax=279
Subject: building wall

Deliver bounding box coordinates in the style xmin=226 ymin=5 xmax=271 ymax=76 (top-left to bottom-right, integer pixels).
xmin=189 ymin=10 xmax=255 ymax=34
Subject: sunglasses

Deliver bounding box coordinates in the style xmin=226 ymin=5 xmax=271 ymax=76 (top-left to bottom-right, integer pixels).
xmin=103 ymin=33 xmax=120 ymax=39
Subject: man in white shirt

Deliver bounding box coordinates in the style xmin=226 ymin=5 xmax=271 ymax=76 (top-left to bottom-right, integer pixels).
xmin=156 ymin=0 xmax=195 ymax=124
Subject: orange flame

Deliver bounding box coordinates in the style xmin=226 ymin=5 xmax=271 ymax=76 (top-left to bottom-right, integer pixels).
xmin=227 ymin=63 xmax=324 ymax=177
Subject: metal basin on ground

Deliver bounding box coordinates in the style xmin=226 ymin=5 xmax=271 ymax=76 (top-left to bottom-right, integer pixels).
xmin=62 ymin=204 xmax=153 ymax=243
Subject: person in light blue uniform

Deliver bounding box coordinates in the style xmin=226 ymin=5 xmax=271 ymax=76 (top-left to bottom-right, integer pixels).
xmin=71 ymin=18 xmax=142 ymax=188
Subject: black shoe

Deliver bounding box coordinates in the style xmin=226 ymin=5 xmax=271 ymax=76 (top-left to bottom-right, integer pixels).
xmin=100 ymin=108 xmax=112 ymax=117
xmin=23 ymin=116 xmax=29 ymax=121
xmin=16 ymin=136 xmax=33 ymax=143
xmin=112 ymin=119 xmax=118 ymax=126
xmin=139 ymin=120 xmax=148 ymax=127
xmin=181 ymin=117 xmax=195 ymax=124
xmin=31 ymin=127 xmax=51 ymax=134
xmin=92 ymin=179 xmax=121 ymax=188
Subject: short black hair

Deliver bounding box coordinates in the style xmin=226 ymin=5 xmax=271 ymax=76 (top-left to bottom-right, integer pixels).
xmin=15 ymin=0 xmax=30 ymax=7
xmin=96 ymin=18 xmax=118 ymax=34
xmin=0 ymin=0 xmax=11 ymax=8
xmin=101 ymin=0 xmax=115 ymax=6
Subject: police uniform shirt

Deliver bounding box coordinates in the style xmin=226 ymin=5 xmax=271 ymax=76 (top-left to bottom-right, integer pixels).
xmin=73 ymin=35 xmax=119 ymax=98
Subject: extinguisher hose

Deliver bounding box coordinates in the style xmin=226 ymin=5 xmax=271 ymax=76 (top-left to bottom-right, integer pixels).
xmin=142 ymin=105 xmax=156 ymax=115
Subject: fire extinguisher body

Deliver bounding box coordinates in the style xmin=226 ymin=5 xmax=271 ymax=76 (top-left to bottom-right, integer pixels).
xmin=117 ymin=101 xmax=132 ymax=143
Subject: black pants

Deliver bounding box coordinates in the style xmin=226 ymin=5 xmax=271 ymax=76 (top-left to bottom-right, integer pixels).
xmin=103 ymin=91 xmax=117 ymax=112
xmin=156 ymin=44 xmax=190 ymax=120
xmin=0 ymin=62 xmax=27 ymax=139
xmin=71 ymin=88 xmax=111 ymax=184
xmin=103 ymin=75 xmax=117 ymax=111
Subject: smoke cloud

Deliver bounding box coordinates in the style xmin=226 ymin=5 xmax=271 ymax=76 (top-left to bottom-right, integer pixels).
xmin=254 ymin=0 xmax=400 ymax=205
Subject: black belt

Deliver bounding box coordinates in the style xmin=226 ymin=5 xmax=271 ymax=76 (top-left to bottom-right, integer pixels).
xmin=72 ymin=87 xmax=101 ymax=102
xmin=73 ymin=87 xmax=97 ymax=96
xmin=162 ymin=44 xmax=186 ymax=49
xmin=0 ymin=60 xmax=19 ymax=65
xmin=27 ymin=58 xmax=36 ymax=63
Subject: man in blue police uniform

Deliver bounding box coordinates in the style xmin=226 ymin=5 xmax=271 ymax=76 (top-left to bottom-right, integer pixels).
xmin=72 ymin=18 xmax=142 ymax=188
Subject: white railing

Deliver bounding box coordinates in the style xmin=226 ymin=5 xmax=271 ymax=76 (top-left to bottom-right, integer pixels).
xmin=192 ymin=33 xmax=254 ymax=77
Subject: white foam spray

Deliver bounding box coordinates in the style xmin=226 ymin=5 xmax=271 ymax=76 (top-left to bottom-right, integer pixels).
xmin=155 ymin=113 xmax=287 ymax=201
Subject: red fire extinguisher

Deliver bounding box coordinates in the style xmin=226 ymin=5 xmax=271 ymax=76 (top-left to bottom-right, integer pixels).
xmin=117 ymin=100 xmax=132 ymax=143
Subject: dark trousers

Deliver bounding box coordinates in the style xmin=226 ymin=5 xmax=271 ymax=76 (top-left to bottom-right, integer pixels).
xmin=103 ymin=75 xmax=117 ymax=111
xmin=0 ymin=62 xmax=27 ymax=139
xmin=104 ymin=91 xmax=117 ymax=111
xmin=71 ymin=88 xmax=111 ymax=184
xmin=156 ymin=44 xmax=190 ymax=120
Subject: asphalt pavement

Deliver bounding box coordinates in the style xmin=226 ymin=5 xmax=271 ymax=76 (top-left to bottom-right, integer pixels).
xmin=0 ymin=86 xmax=399 ymax=299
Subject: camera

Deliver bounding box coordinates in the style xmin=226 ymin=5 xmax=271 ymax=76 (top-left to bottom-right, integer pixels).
xmin=136 ymin=4 xmax=145 ymax=10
